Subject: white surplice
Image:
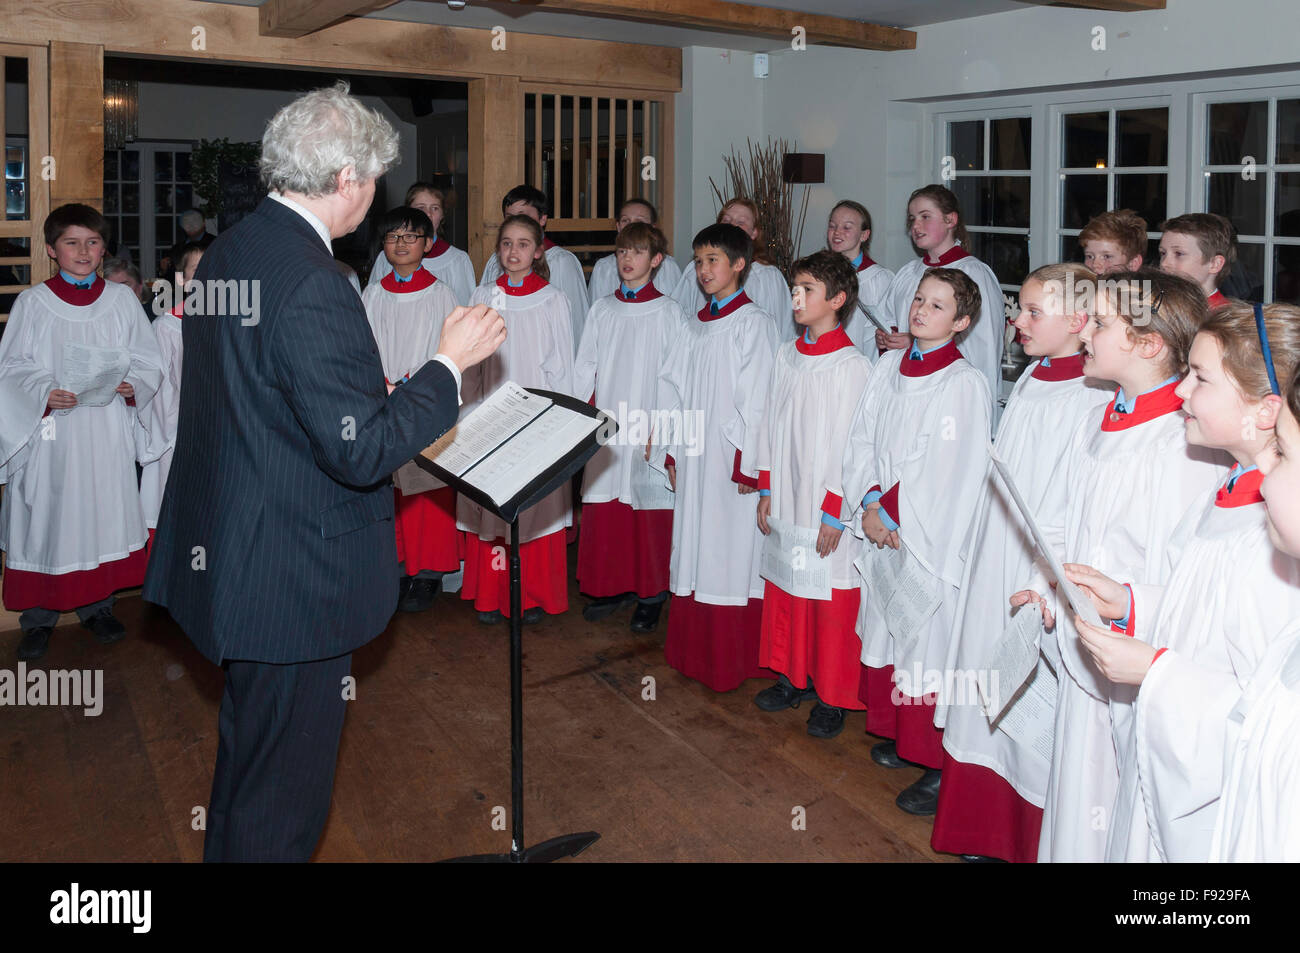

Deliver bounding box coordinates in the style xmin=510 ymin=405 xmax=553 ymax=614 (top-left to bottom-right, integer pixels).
xmin=574 ymin=288 xmax=687 ymax=509
xmin=843 ymin=261 xmax=896 ymax=357
xmin=479 ymin=243 xmax=590 ymax=351
xmin=755 ymin=328 xmax=872 ymax=590
xmin=669 ymin=261 xmax=792 ymax=349
xmin=0 ymin=280 xmax=163 ymax=572
xmin=937 ymin=359 xmax=1112 ymax=807
xmin=136 ymin=311 xmax=184 ymax=529
xmin=587 ymin=253 xmax=683 ymax=306
xmin=1114 ymin=495 xmax=1300 ymax=861
xmin=1035 ymin=401 xmax=1227 ymax=862
xmin=1208 ymin=620 xmax=1300 ymax=862
xmin=367 ymin=241 xmax=476 ymax=306
xmin=458 ymin=279 xmax=575 ymax=544
xmin=841 ymin=345 xmax=992 ymax=695
xmin=880 ymin=251 xmax=1006 ymax=422
xmin=652 ymin=298 xmax=777 ymax=604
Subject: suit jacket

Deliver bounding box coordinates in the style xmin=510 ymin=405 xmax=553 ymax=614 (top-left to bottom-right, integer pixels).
xmin=144 ymin=197 xmax=460 ymax=664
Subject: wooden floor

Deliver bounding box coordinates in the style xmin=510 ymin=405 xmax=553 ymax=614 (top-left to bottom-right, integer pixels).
xmin=0 ymin=555 xmax=952 ymax=862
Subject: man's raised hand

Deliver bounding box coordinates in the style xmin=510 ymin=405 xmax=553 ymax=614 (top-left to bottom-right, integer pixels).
xmin=436 ymin=303 xmax=507 ymax=372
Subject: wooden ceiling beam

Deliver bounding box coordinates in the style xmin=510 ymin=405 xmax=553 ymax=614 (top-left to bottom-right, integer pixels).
xmin=260 ymin=0 xmax=403 ymax=38
xmin=1014 ymin=1 xmax=1166 ymax=11
xmin=511 ymin=0 xmax=916 ymax=51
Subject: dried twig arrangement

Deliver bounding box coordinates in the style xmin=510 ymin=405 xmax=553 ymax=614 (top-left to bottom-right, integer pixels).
xmin=708 ymin=137 xmax=805 ymax=282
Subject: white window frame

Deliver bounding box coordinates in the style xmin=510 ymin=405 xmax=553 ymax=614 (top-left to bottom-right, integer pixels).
xmin=105 ymin=140 xmax=193 ymax=280
xmin=1192 ymin=85 xmax=1300 ymax=303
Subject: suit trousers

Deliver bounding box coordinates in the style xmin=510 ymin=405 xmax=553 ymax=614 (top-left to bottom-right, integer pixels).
xmin=203 ymin=651 xmax=352 ymax=862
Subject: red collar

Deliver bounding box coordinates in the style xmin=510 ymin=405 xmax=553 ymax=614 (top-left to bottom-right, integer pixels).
xmin=796 ymin=324 xmax=854 ymax=355
xmin=381 ymin=268 xmax=438 ymax=294
xmin=496 ymin=271 xmax=548 ymax=296
xmin=542 ymin=237 xmax=557 ymax=251
xmin=45 ymin=274 xmax=106 ymax=305
xmin=1207 ymin=289 xmax=1229 ymax=309
xmin=1100 ymin=380 xmax=1183 ymax=431
xmin=1215 ymin=467 xmax=1265 ymax=508
xmin=922 ymin=245 xmax=970 ymax=267
xmin=1031 ymin=352 xmax=1086 ymax=381
xmin=615 ymin=282 xmax=662 ymax=303
xmin=424 ymin=236 xmax=451 ymax=259
xmin=899 ymin=338 xmax=962 ymax=377
xmin=856 ymin=254 xmax=877 ymax=272
xmin=170 ymin=303 xmax=184 ymax=319
xmin=698 ymin=291 xmax=752 ymax=322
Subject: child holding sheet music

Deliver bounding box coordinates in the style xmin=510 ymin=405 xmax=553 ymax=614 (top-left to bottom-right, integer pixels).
xmin=459 ymin=214 xmax=575 ymax=625
xmin=1011 ymin=270 xmax=1227 ymax=862
xmin=1059 ymin=301 xmax=1300 ymax=862
xmin=826 ymin=200 xmax=894 ymax=357
xmin=930 ymin=263 xmax=1111 ymax=862
xmin=841 ymin=267 xmax=991 ymax=815
xmin=753 ymin=250 xmax=872 ymax=738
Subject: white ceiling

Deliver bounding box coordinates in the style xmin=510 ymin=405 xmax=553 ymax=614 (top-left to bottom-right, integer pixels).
xmin=224 ymin=0 xmax=1030 ymax=51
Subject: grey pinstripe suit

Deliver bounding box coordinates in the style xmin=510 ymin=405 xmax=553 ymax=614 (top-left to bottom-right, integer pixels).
xmin=144 ymin=197 xmax=461 ymax=860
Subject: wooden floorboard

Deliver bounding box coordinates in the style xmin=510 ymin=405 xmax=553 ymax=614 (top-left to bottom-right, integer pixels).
xmin=0 ymin=552 xmax=953 ymax=863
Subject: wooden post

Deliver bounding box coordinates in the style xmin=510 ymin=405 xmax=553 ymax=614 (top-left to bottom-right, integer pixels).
xmin=49 ymin=41 xmax=104 ymax=214
xmin=467 ymin=75 xmax=521 ymax=275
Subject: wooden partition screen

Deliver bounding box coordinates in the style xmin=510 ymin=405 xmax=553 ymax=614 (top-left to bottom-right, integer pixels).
xmin=0 ymin=42 xmax=51 ymax=324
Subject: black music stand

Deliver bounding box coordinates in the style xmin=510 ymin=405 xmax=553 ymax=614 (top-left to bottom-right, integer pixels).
xmin=416 ymin=388 xmax=611 ymax=863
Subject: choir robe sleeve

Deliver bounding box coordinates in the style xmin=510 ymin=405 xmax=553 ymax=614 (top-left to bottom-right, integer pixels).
xmin=954 ymin=258 xmax=1008 ymax=419
xmin=572 ymin=300 xmax=601 ymax=401
xmin=136 ymin=317 xmax=183 ymax=467
xmin=0 ymin=291 xmax=57 ymax=482
xmin=540 ymin=290 xmax=577 ymax=397
xmin=841 ymin=375 xmax=883 ymax=537
xmin=587 ymin=255 xmax=616 ymax=302
xmin=752 ymin=265 xmax=793 ymax=346
xmin=445 ymin=251 xmax=477 ymax=307
xmin=725 ymin=311 xmax=778 ymax=479
xmin=649 ymin=329 xmax=688 ymax=484
xmin=120 ymin=296 xmax=165 ymax=416
xmin=669 ymin=266 xmax=704 ymax=318
xmin=547 ymin=249 xmax=590 ymax=352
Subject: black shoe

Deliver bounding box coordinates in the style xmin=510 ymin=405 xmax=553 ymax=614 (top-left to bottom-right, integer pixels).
xmin=82 ymin=610 xmax=126 ymax=645
xmin=870 ymin=740 xmax=909 ymax=768
xmin=478 ymin=610 xmax=503 ymax=625
xmin=961 ymin=854 xmax=1006 ymax=863
xmin=522 ymin=607 xmax=545 ymax=625
xmin=398 ymin=575 xmax=413 ymax=604
xmin=753 ymin=675 xmax=818 ymax=712
xmin=895 ymin=768 xmax=942 ymax=816
xmin=629 ymin=600 xmax=662 ymax=633
xmin=806 ymin=702 xmax=846 ymax=739
xmin=398 ymin=577 xmax=440 ymax=613
xmin=582 ymin=592 xmax=635 ymax=622
xmin=17 ymin=627 xmax=52 ymax=661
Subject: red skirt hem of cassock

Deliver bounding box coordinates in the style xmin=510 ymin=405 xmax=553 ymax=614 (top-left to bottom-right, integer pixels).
xmin=931 ymin=751 xmax=1043 ymax=862
xmin=664 ymin=593 xmax=772 ymax=692
xmin=859 ymin=663 xmax=945 ymax=769
xmin=460 ymin=530 xmax=568 ymax=616
xmin=759 ymin=580 xmax=863 ymax=710
xmin=394 ymin=487 xmax=463 ymax=574
xmin=576 ymin=500 xmax=671 ymax=598
xmin=2 ymin=546 xmax=148 ymax=611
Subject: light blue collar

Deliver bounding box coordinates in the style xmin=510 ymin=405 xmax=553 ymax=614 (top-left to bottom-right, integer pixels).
xmin=1114 ymin=374 xmax=1180 ymax=414
xmin=908 ymin=338 xmax=947 ymax=360
xmin=621 ymin=280 xmax=649 ymax=297
xmin=60 ymin=269 xmax=95 ymax=288
xmin=803 ymin=323 xmax=841 ymax=344
xmin=711 ymin=289 xmax=743 ymax=310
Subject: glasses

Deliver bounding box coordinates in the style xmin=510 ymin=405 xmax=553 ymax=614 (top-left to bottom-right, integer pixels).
xmin=383 ymin=233 xmax=427 ymax=245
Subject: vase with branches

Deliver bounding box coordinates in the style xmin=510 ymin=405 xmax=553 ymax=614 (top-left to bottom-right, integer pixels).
xmin=708 ymin=137 xmax=810 ymax=283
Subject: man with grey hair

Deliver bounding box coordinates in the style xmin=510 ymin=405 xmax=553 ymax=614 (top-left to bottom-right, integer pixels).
xmin=162 ymin=209 xmax=216 ymax=279
xmin=144 ymin=81 xmax=506 ymax=862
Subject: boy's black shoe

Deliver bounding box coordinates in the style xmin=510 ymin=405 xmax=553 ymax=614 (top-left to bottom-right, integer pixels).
xmin=82 ymin=610 xmax=126 ymax=645
xmin=17 ymin=627 xmax=52 ymax=661
xmin=398 ymin=577 xmax=440 ymax=613
xmin=398 ymin=575 xmax=413 ymax=604
xmin=895 ymin=768 xmax=942 ymax=816
xmin=870 ymin=740 xmax=909 ymax=768
xmin=806 ymin=702 xmax=846 ymax=739
xmin=478 ymin=610 xmax=503 ymax=625
xmin=522 ymin=607 xmax=545 ymax=625
xmin=753 ymin=674 xmax=818 ymax=712
xmin=629 ymin=600 xmax=662 ymax=633
xmin=582 ymin=592 xmax=635 ymax=622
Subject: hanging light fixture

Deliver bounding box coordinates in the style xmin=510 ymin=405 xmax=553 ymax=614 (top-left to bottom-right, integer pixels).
xmin=104 ymin=78 xmax=138 ymax=151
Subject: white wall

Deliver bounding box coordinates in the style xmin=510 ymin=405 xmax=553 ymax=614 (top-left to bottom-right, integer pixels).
xmin=676 ymin=0 xmax=1300 ymax=269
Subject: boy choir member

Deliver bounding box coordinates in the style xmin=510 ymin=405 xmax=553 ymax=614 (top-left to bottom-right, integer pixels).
xmin=1079 ymin=209 xmax=1147 ymax=276
xmin=367 ymin=183 xmax=476 ymax=306
xmin=586 ymin=199 xmax=682 ymax=304
xmin=1158 ymin=212 xmax=1237 ymax=310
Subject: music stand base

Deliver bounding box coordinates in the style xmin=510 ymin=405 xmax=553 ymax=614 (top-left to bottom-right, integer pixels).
xmin=442 ymin=831 xmax=601 ymax=863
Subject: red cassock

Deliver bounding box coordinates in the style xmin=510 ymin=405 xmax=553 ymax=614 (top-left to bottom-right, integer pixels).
xmin=394 ymin=486 xmax=462 ymax=575
xmin=576 ymin=500 xmax=672 ymax=598
xmin=460 ymin=530 xmax=569 ymax=617
xmin=664 ymin=595 xmax=771 ymax=692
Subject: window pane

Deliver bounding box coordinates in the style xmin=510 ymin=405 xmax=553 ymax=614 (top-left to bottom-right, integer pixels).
xmin=1116 ymin=173 xmax=1167 ymax=230
xmin=122 ymin=185 xmax=139 ymax=214
xmin=1231 ymin=241 xmax=1265 ymax=302
xmin=104 ymin=149 xmax=119 ymax=181
xmin=1207 ymin=100 xmax=1267 ymax=167
xmin=1276 ymin=172 xmax=1300 ymax=238
xmin=120 ymin=216 xmax=139 ymax=244
xmin=1207 ymin=171 xmax=1266 ymax=236
xmin=1275 ymin=245 xmax=1300 ymax=305
xmin=155 ymin=184 xmax=174 ymax=214
xmin=1063 ymin=111 xmax=1108 ymax=168
xmin=174 ymin=184 xmax=193 ymax=212
xmin=175 ymin=151 xmax=192 ymax=181
xmin=953 ymin=175 xmax=1030 ymax=228
xmin=155 ymin=151 xmax=173 ymax=182
xmin=1062 ymin=173 xmax=1108 ymax=228
xmin=1061 ymin=234 xmax=1083 ymax=264
xmin=968 ymin=231 xmax=1029 ymax=287
xmin=121 ymin=150 xmax=140 ymax=181
xmin=949 ymin=120 xmax=984 ymax=172
xmin=104 ymin=184 xmax=119 ymax=214
xmin=990 ymin=117 xmax=1031 ymax=170
xmin=1117 ymin=107 xmax=1168 ymax=167
xmin=156 ymin=216 xmax=174 ymax=246
xmin=6 ymin=179 xmax=26 ymax=219
xmin=1146 ymin=237 xmax=1161 ymax=267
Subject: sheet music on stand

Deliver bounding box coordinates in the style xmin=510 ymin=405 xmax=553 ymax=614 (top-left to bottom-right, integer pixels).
xmin=987 ymin=443 xmax=1103 ymax=628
